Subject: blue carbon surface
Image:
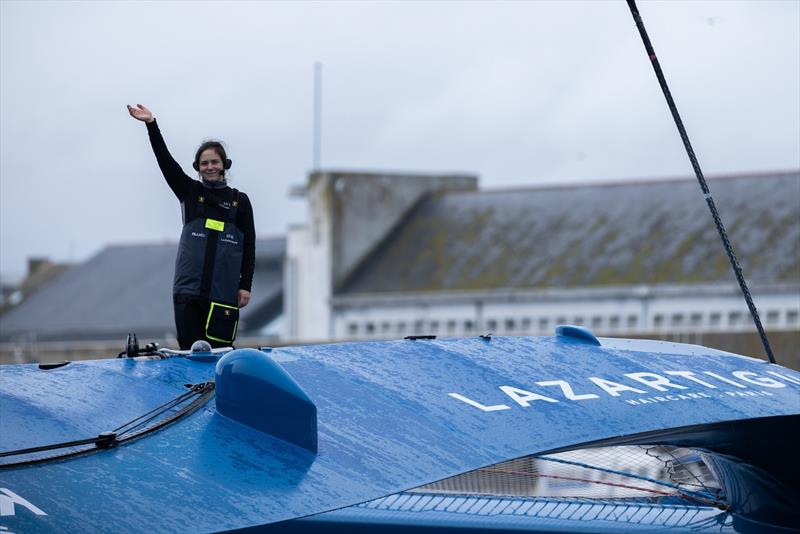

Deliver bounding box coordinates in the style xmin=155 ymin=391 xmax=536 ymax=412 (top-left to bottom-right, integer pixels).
xmin=1 ymin=335 xmax=798 ymax=532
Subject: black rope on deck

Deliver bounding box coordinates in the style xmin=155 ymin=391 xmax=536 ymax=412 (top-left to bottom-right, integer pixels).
xmin=0 ymin=382 xmax=215 ymax=469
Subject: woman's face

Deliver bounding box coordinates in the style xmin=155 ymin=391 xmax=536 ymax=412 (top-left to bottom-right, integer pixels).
xmin=197 ymin=148 xmax=225 ymax=182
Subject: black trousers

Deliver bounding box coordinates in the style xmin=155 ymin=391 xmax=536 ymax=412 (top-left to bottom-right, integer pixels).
xmin=173 ymin=294 xmax=234 ymax=350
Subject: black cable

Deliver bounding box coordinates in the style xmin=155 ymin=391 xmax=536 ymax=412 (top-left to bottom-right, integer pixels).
xmin=0 ymin=436 xmax=102 ymax=458
xmin=625 ymin=0 xmax=776 ymax=364
xmin=113 ymin=386 xmax=200 ymax=436
xmin=0 ymin=382 xmax=214 ymax=469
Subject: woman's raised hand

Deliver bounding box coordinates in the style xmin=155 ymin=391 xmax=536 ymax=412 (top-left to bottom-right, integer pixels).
xmin=127 ymin=104 xmax=154 ymax=123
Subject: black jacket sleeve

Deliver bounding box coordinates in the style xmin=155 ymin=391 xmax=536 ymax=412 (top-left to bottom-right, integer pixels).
xmin=238 ymin=193 xmax=256 ymax=292
xmin=146 ymin=119 xmax=194 ymax=201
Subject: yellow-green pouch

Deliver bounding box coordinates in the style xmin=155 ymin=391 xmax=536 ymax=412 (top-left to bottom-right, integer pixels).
xmin=206 ymin=302 xmax=239 ymax=344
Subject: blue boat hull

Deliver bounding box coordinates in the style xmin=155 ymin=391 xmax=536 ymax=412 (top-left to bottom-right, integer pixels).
xmin=2 ymin=334 xmax=799 ymax=532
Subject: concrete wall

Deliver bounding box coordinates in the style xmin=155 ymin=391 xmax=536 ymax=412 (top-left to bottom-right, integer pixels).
xmin=284 ymin=219 xmax=332 ymax=341
xmin=285 ymin=171 xmax=477 ymax=342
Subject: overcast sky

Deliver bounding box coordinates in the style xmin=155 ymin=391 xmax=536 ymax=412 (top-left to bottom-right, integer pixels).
xmin=1 ymin=0 xmax=798 ymax=282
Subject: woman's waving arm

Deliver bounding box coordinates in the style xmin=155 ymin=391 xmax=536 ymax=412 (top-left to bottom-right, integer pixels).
xmin=127 ymin=104 xmax=193 ymax=200
xmin=127 ymin=104 xmax=154 ymax=123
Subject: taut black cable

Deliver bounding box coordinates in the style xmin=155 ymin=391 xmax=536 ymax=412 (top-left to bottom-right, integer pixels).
xmin=626 ymin=0 xmax=776 ymax=364
xmin=0 ymin=382 xmax=215 ymax=469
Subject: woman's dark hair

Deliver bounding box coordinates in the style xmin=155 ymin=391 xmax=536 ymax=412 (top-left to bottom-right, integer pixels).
xmin=193 ymin=140 xmax=232 ymax=173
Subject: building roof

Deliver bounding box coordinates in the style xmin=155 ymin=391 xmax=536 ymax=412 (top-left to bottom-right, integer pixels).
xmin=0 ymin=260 xmax=73 ymax=314
xmin=339 ymin=171 xmax=800 ymax=295
xmin=0 ymin=237 xmax=284 ymax=342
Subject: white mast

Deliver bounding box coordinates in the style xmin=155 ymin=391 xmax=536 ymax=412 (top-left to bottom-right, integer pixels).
xmin=313 ymin=62 xmax=322 ymax=171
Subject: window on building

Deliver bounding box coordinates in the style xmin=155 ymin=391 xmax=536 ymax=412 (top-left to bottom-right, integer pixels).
xmin=591 ymin=316 xmax=602 ymax=329
xmin=556 ymin=317 xmax=567 ymax=326
xmin=381 ymin=322 xmax=391 ymax=334
xmin=505 ymin=318 xmax=515 ymax=332
xmin=709 ymin=312 xmax=721 ymax=327
xmin=609 ymin=316 xmax=620 ymax=329
xmin=766 ymin=310 xmax=780 ymax=325
xmin=348 ymin=323 xmax=358 ymax=336
xmin=788 ymin=310 xmax=799 ymax=325
xmin=397 ymin=322 xmax=406 ymax=335
xmin=447 ymin=320 xmax=457 ymax=334
xmin=430 ymin=320 xmax=439 ymax=333
xmin=539 ymin=317 xmax=549 ymax=331
xmin=573 ymin=316 xmax=584 ymax=326
xmin=365 ymin=322 xmax=375 ymax=335
xmin=671 ymin=313 xmax=684 ymax=327
xmin=464 ymin=319 xmax=474 ymax=333
xmin=690 ymin=313 xmax=702 ymax=327
xmin=654 ymin=314 xmax=664 ymax=328
xmin=486 ymin=319 xmax=497 ymax=331
xmin=627 ymin=315 xmax=638 ymax=329
xmin=414 ymin=320 xmax=424 ymax=333
xmin=521 ymin=318 xmax=532 ymax=332
xmin=729 ymin=311 xmax=743 ymax=326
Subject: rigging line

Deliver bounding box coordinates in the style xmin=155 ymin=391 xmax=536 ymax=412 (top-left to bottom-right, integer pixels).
xmin=107 ymin=383 xmax=214 ymax=444
xmin=641 ymin=445 xmax=716 ymax=495
xmin=518 ymin=468 xmax=726 ymax=510
xmin=0 ymin=392 xmax=197 ymax=461
xmin=0 ymin=383 xmax=215 ymax=469
xmin=535 ymin=455 xmax=717 ymax=501
xmin=481 ymin=468 xmax=676 ymax=496
xmin=625 ymin=0 xmax=776 ymax=364
xmin=0 ymin=436 xmax=103 ymax=458
xmin=113 ymin=397 xmax=190 ymax=436
xmin=112 ymin=386 xmax=201 ymax=436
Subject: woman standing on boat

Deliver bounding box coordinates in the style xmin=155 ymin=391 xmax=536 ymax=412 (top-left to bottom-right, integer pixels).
xmin=127 ymin=104 xmax=256 ymax=350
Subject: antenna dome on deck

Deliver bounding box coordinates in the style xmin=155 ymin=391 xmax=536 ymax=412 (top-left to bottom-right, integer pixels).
xmin=191 ymin=340 xmax=212 ymax=353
